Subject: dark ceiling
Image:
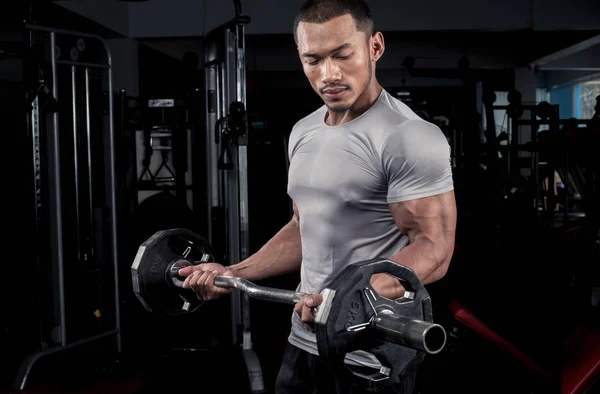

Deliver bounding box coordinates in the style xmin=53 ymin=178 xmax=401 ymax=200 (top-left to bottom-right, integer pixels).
xmin=1 ymin=2 xmax=126 ymax=39
xmin=3 ymin=2 xmax=598 ymax=73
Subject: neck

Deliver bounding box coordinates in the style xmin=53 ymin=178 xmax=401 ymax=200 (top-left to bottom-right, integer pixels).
xmin=326 ymin=80 xmax=383 ymax=126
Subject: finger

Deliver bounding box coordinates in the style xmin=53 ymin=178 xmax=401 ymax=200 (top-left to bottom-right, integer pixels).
xmin=301 ymin=305 xmax=314 ymax=332
xmin=294 ymin=300 xmax=304 ymax=318
xmin=203 ymin=270 xmax=219 ymax=298
xmin=179 ymin=264 xmax=208 ymax=277
xmin=186 ymin=272 xmax=201 ymax=299
xmin=195 ymin=271 xmax=212 ymax=299
xmin=185 ymin=271 xmax=198 ymax=290
xmin=188 ymin=271 xmax=205 ymax=293
xmin=301 ymin=304 xmax=314 ymax=323
xmin=178 ymin=266 xmax=194 ymax=277
xmin=305 ymin=294 xmax=323 ymax=308
xmin=182 ymin=271 xmax=194 ymax=288
xmin=184 ymin=270 xmax=202 ymax=288
xmin=207 ymin=270 xmax=222 ymax=294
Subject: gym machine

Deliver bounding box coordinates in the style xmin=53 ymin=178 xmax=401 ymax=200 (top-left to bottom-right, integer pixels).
xmin=137 ymin=98 xmax=188 ymax=195
xmin=13 ymin=24 xmax=121 ymax=390
xmin=485 ymin=91 xmax=599 ymax=226
xmin=202 ymin=1 xmax=263 ymax=391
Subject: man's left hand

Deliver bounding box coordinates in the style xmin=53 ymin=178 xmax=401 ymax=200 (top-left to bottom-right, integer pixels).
xmin=295 ymin=275 xmax=404 ymax=332
xmin=370 ymin=273 xmax=405 ymax=300
xmin=295 ymin=293 xmax=323 ymax=332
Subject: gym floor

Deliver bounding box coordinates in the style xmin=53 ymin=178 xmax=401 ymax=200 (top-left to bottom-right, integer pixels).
xmin=2 ymin=333 xmax=576 ymax=394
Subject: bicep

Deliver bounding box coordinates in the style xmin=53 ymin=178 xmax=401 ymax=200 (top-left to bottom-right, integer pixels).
xmin=389 ymin=191 xmax=456 ymax=245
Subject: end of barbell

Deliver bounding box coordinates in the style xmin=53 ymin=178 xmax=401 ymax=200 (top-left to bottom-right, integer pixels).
xmin=167 ymin=259 xmax=193 ymax=289
xmin=371 ymin=313 xmax=447 ymax=355
xmin=422 ymin=323 xmax=447 ymax=355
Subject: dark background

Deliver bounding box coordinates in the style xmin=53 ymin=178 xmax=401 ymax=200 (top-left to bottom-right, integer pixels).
xmin=1 ymin=1 xmax=599 ymax=394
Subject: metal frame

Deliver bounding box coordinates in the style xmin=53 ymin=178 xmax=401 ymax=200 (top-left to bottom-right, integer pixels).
xmin=14 ymin=23 xmax=121 ymax=390
xmin=492 ymin=102 xmax=595 ymax=224
xmin=203 ymin=6 xmax=265 ymax=393
xmin=529 ymin=34 xmax=600 ymax=70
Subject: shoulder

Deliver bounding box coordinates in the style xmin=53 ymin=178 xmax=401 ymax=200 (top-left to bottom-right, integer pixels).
xmin=381 ymin=119 xmax=451 ymax=168
xmin=375 ymin=89 xmax=423 ymax=126
xmin=375 ymin=91 xmax=449 ymax=156
xmin=389 ymin=118 xmax=449 ymax=149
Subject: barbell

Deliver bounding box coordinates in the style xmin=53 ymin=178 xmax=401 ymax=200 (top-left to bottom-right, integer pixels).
xmin=131 ymin=228 xmax=447 ymax=388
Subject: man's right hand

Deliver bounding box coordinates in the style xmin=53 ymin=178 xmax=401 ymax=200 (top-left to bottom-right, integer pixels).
xmin=179 ymin=263 xmax=233 ymax=301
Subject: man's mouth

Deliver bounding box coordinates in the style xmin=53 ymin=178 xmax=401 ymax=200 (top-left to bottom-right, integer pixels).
xmin=322 ymin=87 xmax=348 ymax=99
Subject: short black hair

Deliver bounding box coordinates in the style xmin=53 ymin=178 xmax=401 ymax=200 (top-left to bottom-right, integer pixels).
xmin=293 ymin=0 xmax=374 ymax=45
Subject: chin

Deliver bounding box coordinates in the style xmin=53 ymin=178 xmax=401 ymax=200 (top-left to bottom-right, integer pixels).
xmin=327 ymin=103 xmax=352 ymax=113
xmin=323 ymin=97 xmax=354 ymax=113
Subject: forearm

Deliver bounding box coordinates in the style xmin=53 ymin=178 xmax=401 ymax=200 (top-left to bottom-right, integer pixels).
xmin=374 ymin=237 xmax=453 ymax=299
xmin=390 ymin=236 xmax=452 ymax=284
xmin=228 ymin=221 xmax=302 ymax=282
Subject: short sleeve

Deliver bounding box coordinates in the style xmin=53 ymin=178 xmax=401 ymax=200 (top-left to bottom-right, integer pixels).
xmin=381 ymin=119 xmax=454 ymax=203
xmin=287 ymin=123 xmax=300 ymax=163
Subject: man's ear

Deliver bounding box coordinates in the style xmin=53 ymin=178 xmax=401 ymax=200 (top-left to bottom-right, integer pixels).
xmin=371 ymin=32 xmax=385 ymax=62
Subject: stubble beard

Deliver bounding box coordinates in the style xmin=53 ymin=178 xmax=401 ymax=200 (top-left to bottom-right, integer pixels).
xmin=324 ymin=61 xmax=373 ymax=114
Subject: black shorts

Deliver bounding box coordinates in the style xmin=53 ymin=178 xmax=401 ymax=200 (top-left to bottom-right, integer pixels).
xmin=274 ymin=342 xmax=413 ymax=394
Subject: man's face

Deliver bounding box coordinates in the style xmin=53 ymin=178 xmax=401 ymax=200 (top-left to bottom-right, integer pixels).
xmin=296 ymin=14 xmax=376 ymax=113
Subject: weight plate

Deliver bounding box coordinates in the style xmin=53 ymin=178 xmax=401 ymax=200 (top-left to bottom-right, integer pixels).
xmin=315 ymin=258 xmax=435 ymax=389
xmin=131 ymin=228 xmax=215 ymax=316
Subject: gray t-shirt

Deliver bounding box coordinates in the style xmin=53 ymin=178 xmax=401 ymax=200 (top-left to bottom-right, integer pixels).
xmin=286 ymin=89 xmax=454 ymax=368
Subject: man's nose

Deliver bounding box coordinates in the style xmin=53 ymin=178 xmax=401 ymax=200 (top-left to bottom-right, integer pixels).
xmin=321 ymin=59 xmax=341 ymax=84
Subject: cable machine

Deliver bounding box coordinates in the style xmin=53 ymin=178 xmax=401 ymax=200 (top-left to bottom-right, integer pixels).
xmin=13 ymin=23 xmax=121 ymax=390
xmin=203 ymin=2 xmax=265 ymax=392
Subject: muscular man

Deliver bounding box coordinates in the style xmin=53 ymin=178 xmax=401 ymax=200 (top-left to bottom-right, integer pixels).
xmin=179 ymin=0 xmax=456 ymax=392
